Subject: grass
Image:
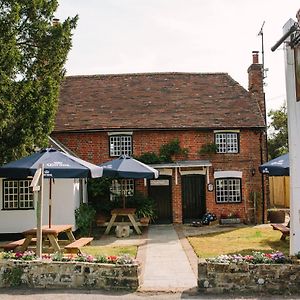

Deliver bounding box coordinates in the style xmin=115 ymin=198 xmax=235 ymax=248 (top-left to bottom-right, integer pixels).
xmin=79 ymin=245 xmax=137 ymax=257
xmin=188 ymin=226 xmax=289 ymax=258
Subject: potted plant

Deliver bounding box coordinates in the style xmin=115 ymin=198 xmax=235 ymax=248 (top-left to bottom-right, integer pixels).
xmin=127 ymin=193 xmax=157 ymax=224
xmin=268 ymin=208 xmax=286 ymax=223
xmin=220 ymin=212 xmax=241 ymax=225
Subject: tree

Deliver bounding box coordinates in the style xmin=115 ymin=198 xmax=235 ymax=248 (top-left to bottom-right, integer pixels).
xmin=0 ymin=0 xmax=78 ymax=164
xmin=267 ymin=103 xmax=288 ymax=159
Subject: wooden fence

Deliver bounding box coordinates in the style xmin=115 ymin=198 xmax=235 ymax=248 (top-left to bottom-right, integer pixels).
xmin=269 ymin=176 xmax=290 ymax=208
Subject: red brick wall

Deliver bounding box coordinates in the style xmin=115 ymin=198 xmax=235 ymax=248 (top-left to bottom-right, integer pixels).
xmin=52 ymin=128 xmax=264 ymax=224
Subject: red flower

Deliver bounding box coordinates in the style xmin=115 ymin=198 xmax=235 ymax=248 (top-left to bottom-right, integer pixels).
xmin=107 ymin=255 xmax=118 ymax=263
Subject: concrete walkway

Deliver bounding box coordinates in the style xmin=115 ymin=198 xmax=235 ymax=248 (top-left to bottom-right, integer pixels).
xmin=139 ymin=224 xmax=197 ymax=292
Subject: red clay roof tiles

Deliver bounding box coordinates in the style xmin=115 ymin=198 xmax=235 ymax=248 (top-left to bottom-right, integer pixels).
xmin=54 ymin=72 xmax=265 ymax=132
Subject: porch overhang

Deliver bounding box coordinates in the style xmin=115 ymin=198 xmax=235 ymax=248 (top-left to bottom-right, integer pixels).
xmin=149 ymin=160 xmax=212 ymax=169
xmin=149 ymin=160 xmax=212 ymax=185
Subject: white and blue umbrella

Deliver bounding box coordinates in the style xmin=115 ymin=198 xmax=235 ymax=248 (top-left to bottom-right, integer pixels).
xmin=0 ymin=148 xmax=103 ymax=227
xmin=99 ymin=155 xmax=159 ymax=208
xmin=100 ymin=155 xmax=159 ymax=179
xmin=259 ymin=153 xmax=289 ymax=176
xmin=0 ymin=148 xmax=103 ymax=179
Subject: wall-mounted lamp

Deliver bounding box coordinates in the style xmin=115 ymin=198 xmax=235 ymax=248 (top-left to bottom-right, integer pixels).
xmin=207 ymin=183 xmax=214 ymax=192
xmin=251 ymin=168 xmax=256 ymax=176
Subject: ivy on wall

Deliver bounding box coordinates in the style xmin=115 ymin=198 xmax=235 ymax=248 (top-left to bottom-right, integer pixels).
xmin=135 ymin=138 xmax=188 ymax=164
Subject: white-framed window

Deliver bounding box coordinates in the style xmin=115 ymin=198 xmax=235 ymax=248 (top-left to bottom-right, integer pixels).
xmin=215 ymin=178 xmax=241 ymax=203
xmin=109 ymin=135 xmax=132 ymax=156
xmin=110 ymin=179 xmax=134 ymax=201
xmin=215 ymin=132 xmax=239 ymax=153
xmin=3 ymin=179 xmax=34 ymax=210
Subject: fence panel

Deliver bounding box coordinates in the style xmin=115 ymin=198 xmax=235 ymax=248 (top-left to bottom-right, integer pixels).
xmin=269 ymin=176 xmax=290 ymax=208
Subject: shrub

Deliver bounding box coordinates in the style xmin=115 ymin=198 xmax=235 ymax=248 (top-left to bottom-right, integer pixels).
xmin=75 ymin=203 xmax=96 ymax=236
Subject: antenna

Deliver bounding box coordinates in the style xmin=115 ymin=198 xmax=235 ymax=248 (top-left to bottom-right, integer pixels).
xmin=258 ymin=21 xmax=268 ymax=80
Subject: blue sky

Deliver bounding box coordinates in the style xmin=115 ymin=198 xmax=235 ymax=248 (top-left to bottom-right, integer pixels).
xmin=56 ymin=0 xmax=300 ymax=113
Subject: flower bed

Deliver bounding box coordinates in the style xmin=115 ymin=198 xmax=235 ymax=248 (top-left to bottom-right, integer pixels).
xmin=0 ymin=251 xmax=141 ymax=290
xmin=198 ymin=252 xmax=300 ymax=295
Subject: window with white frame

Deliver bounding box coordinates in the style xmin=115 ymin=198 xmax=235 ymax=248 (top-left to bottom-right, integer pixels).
xmin=3 ymin=180 xmax=34 ymax=209
xmin=110 ymin=179 xmax=134 ymax=201
xmin=215 ymin=178 xmax=241 ymax=203
xmin=109 ymin=135 xmax=132 ymax=156
xmin=215 ymin=132 xmax=239 ymax=153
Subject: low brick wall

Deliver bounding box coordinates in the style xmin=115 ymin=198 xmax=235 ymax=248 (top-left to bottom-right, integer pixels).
xmin=0 ymin=260 xmax=141 ymax=290
xmin=198 ymin=259 xmax=300 ymax=294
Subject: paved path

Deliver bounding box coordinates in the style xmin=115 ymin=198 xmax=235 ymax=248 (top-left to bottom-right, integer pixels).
xmin=139 ymin=224 xmax=197 ymax=292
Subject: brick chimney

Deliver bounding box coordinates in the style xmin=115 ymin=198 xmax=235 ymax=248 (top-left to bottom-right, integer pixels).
xmin=248 ymin=51 xmax=265 ymax=119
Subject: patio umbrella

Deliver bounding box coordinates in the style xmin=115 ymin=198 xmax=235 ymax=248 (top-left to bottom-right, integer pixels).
xmin=0 ymin=148 xmax=103 ymax=226
xmin=259 ymin=153 xmax=289 ymax=176
xmin=99 ymin=155 xmax=159 ymax=207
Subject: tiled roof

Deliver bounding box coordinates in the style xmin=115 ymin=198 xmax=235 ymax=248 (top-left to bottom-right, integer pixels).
xmin=54 ymin=72 xmax=265 ymax=132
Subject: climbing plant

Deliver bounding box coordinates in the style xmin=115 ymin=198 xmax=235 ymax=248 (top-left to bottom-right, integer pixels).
xmin=135 ymin=138 xmax=188 ymax=164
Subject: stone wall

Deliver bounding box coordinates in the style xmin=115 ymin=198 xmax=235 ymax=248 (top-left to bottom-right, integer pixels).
xmin=0 ymin=260 xmax=141 ymax=290
xmin=198 ymin=259 xmax=300 ymax=294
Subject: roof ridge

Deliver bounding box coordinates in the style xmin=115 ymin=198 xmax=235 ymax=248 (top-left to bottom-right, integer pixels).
xmin=64 ymin=72 xmax=229 ymax=79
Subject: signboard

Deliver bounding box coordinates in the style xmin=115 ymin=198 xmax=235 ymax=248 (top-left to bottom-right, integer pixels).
xmin=150 ymin=179 xmax=169 ymax=186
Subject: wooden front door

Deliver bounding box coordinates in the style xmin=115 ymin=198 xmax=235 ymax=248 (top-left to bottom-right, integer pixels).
xmin=148 ymin=176 xmax=172 ymax=224
xmin=182 ymin=175 xmax=206 ymax=223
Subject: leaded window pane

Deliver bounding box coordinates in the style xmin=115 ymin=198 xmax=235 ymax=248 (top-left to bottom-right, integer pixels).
xmin=3 ymin=180 xmax=34 ymax=210
xmin=215 ymin=178 xmax=241 ymax=203
xmin=215 ymin=132 xmax=239 ymax=153
xmin=110 ymin=135 xmax=132 ymax=156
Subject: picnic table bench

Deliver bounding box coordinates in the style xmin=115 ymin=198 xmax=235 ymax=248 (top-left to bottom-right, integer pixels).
xmin=64 ymin=237 xmax=93 ymax=254
xmin=1 ymin=225 xmax=93 ymax=254
xmin=2 ymin=238 xmax=37 ymax=251
xmin=271 ymin=223 xmax=290 ymax=240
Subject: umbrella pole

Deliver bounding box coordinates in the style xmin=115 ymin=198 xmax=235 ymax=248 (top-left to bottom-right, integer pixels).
xmin=122 ymin=179 xmax=126 ymax=208
xmin=49 ymin=179 xmax=52 ymax=228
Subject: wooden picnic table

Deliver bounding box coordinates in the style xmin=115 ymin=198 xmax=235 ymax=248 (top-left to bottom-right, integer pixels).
xmin=21 ymin=224 xmax=76 ymax=252
xmin=104 ymin=208 xmax=142 ymax=235
xmin=2 ymin=224 xmax=93 ymax=254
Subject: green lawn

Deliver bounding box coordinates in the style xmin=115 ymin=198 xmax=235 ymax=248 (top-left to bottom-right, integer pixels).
xmin=80 ymin=245 xmax=137 ymax=257
xmin=188 ymin=226 xmax=289 ymax=258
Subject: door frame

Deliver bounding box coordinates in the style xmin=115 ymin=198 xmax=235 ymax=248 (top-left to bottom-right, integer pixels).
xmin=148 ymin=175 xmax=173 ymax=224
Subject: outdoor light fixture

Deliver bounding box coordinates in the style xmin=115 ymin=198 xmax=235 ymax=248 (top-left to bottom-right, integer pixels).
xmin=251 ymin=168 xmax=256 ymax=176
xmin=207 ymin=183 xmax=214 ymax=192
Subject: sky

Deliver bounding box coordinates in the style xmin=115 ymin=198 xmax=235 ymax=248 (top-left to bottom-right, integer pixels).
xmin=56 ymin=0 xmax=300 ymax=114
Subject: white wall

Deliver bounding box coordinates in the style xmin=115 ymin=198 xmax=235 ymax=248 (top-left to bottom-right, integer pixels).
xmin=0 ymin=178 xmax=86 ymax=233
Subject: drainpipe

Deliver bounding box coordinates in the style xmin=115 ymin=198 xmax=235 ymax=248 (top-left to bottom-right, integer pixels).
xmin=260 ymin=131 xmax=266 ymax=224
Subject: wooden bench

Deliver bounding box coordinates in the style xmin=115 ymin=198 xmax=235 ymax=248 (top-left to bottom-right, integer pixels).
xmin=1 ymin=238 xmax=37 ymax=251
xmin=271 ymin=224 xmax=290 ymax=240
xmin=64 ymin=237 xmax=93 ymax=254
xmin=98 ymin=221 xmax=149 ymax=227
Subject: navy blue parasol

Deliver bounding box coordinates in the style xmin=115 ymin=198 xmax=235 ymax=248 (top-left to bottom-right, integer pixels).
xmin=0 ymin=148 xmax=103 ymax=179
xmin=99 ymin=155 xmax=159 ymax=208
xmin=0 ymin=148 xmax=103 ymax=228
xmin=259 ymin=153 xmax=289 ymax=176
xmin=100 ymin=155 xmax=159 ymax=179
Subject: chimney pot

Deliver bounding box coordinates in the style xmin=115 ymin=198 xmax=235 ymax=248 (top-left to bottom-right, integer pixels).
xmin=252 ymin=51 xmax=259 ymax=64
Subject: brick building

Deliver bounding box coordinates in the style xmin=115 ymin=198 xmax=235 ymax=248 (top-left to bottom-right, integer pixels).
xmin=51 ymin=52 xmax=267 ymax=224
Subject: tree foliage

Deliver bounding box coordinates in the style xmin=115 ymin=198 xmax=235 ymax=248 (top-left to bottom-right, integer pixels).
xmin=267 ymin=103 xmax=288 ymax=159
xmin=0 ymin=0 xmax=78 ymax=164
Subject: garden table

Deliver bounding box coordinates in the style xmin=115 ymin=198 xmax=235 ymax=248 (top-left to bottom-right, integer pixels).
xmin=104 ymin=208 xmax=142 ymax=235
xmin=21 ymin=224 xmax=76 ymax=252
